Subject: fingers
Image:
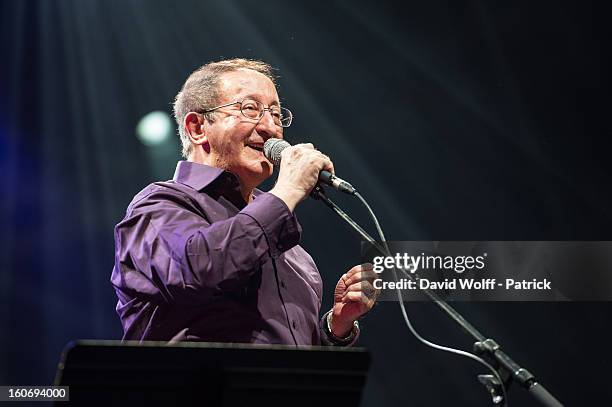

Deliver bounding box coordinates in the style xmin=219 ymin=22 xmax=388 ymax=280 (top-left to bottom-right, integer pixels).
xmin=340 ymin=263 xmax=380 ymax=309
xmin=294 ymin=142 xmax=315 ymax=150
xmin=322 ymin=156 xmax=334 ymax=175
xmin=310 ymin=150 xmax=333 ymax=174
xmin=315 ymin=152 xmax=333 ymax=174
xmin=343 ymin=272 xmax=378 ymax=291
xmin=343 ymin=281 xmax=377 ymax=299
xmin=286 ymin=144 xmax=334 ymax=174
xmin=271 ymin=142 xmax=336 ymax=210
xmin=342 ymin=290 xmax=377 ymax=309
xmin=343 ymin=264 xmax=375 ymax=285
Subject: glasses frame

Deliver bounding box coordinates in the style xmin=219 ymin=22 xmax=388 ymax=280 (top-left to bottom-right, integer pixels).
xmin=201 ymin=99 xmax=293 ymax=128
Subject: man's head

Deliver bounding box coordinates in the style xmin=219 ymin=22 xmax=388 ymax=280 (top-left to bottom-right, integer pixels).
xmin=173 ymin=59 xmax=285 ymax=189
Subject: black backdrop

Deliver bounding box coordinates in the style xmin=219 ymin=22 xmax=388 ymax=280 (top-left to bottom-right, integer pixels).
xmin=1 ymin=1 xmax=610 ymax=405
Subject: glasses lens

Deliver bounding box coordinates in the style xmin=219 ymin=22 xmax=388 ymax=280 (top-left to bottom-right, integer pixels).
xmin=280 ymin=107 xmax=292 ymax=127
xmin=240 ymin=100 xmax=262 ymax=120
xmin=240 ymin=100 xmax=292 ymax=127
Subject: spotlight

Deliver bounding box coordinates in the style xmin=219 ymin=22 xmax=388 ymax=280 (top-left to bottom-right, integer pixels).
xmin=136 ymin=111 xmax=173 ymax=146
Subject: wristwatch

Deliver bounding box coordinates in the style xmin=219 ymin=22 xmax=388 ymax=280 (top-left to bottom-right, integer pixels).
xmin=325 ymin=311 xmax=359 ymax=345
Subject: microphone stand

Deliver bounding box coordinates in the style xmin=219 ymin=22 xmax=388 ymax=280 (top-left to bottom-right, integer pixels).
xmin=310 ymin=186 xmax=563 ymax=407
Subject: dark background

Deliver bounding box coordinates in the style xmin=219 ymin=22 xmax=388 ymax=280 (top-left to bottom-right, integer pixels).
xmin=1 ymin=0 xmax=610 ymax=405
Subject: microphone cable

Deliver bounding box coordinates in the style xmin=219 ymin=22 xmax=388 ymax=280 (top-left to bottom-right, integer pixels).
xmin=354 ymin=191 xmax=508 ymax=406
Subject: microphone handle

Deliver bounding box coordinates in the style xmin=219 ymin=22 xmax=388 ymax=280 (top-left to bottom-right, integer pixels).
xmin=319 ymin=171 xmax=356 ymax=195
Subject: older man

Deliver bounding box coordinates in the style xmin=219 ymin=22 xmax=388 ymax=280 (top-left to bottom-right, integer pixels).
xmin=111 ymin=59 xmax=378 ymax=346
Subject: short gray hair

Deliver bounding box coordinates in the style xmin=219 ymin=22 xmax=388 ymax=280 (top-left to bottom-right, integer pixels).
xmin=172 ymin=58 xmax=276 ymax=158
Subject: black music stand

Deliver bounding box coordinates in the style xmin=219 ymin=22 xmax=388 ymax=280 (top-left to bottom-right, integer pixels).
xmin=54 ymin=340 xmax=370 ymax=406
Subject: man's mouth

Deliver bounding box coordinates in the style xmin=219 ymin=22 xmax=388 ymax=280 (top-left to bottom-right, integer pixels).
xmin=246 ymin=143 xmax=264 ymax=152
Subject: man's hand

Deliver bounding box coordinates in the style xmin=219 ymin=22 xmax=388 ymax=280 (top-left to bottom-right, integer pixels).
xmin=269 ymin=143 xmax=334 ymax=212
xmin=330 ymin=263 xmax=379 ymax=338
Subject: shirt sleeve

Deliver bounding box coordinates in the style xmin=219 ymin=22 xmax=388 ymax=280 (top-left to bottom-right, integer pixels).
xmin=319 ymin=310 xmax=360 ymax=347
xmin=111 ymin=187 xmax=300 ymax=306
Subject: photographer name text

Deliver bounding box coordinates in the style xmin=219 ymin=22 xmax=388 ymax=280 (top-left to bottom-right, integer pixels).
xmin=374 ymin=278 xmax=552 ymax=291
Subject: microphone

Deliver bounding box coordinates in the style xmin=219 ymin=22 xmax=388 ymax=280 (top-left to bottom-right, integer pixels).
xmin=264 ymin=138 xmax=356 ymax=195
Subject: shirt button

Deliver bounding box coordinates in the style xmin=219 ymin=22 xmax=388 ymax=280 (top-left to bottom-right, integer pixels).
xmin=280 ymin=280 xmax=286 ymax=288
xmin=292 ymin=320 xmax=297 ymax=329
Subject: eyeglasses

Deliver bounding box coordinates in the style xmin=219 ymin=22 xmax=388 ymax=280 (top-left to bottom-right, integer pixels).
xmin=202 ymin=99 xmax=293 ymax=128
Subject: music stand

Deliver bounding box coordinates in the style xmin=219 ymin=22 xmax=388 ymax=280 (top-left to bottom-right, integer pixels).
xmin=54 ymin=340 xmax=370 ymax=406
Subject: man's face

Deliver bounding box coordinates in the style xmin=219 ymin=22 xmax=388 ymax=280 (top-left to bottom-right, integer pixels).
xmin=203 ymin=69 xmax=283 ymax=188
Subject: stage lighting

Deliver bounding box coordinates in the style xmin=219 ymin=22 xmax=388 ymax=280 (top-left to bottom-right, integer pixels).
xmin=136 ymin=111 xmax=173 ymax=146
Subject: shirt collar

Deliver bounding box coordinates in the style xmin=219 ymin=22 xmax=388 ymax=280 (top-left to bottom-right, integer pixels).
xmin=173 ymin=161 xmax=230 ymax=191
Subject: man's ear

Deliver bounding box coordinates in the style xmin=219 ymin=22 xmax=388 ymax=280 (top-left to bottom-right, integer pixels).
xmin=184 ymin=112 xmax=209 ymax=153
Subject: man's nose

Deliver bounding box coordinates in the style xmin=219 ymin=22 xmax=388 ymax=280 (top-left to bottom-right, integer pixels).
xmin=256 ymin=110 xmax=282 ymax=140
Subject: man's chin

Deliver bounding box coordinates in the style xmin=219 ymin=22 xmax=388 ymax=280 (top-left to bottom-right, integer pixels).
xmin=233 ymin=162 xmax=273 ymax=188
xmin=255 ymin=162 xmax=274 ymax=183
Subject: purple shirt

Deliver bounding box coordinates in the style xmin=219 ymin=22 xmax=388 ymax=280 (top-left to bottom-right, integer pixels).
xmin=111 ymin=161 xmax=344 ymax=346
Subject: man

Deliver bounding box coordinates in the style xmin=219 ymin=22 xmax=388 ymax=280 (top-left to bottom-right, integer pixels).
xmin=111 ymin=58 xmax=378 ymax=346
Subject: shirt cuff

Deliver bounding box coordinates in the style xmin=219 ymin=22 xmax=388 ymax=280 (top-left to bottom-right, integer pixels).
xmin=239 ymin=192 xmax=301 ymax=258
xmin=319 ymin=310 xmax=360 ymax=347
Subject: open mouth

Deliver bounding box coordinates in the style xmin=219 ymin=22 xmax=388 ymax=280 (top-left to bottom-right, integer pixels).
xmin=246 ymin=144 xmax=264 ymax=152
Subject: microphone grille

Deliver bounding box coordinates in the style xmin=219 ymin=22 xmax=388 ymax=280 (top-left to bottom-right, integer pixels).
xmin=263 ymin=138 xmax=290 ymax=166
